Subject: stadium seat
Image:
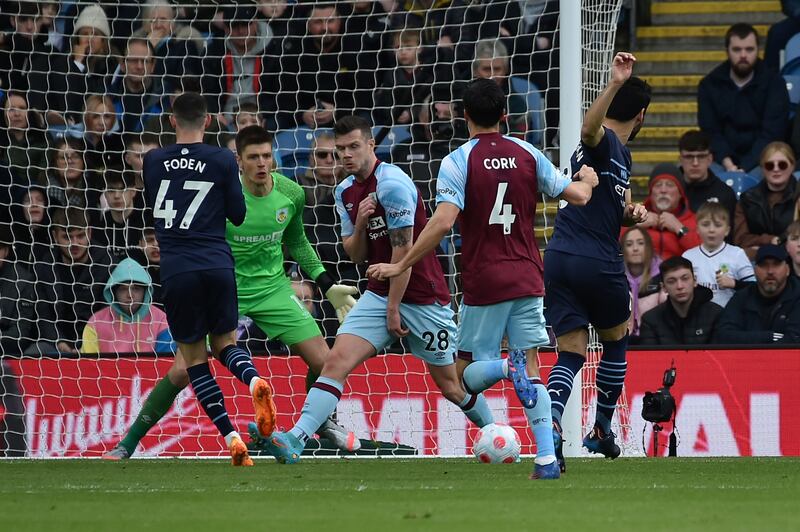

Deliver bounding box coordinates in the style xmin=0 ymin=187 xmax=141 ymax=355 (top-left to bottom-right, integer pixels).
xmin=719 ymin=171 xmax=760 ymax=199
xmin=373 ymin=125 xmax=412 ymax=159
xmin=510 ymin=76 xmax=544 ymax=146
xmin=274 ymin=127 xmax=331 ymax=178
xmin=784 ymin=75 xmax=800 ymax=117
xmin=784 ymin=33 xmax=800 ymax=68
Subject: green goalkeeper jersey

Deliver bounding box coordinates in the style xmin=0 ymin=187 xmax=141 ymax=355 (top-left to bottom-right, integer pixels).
xmin=226 ymin=172 xmax=325 ymax=301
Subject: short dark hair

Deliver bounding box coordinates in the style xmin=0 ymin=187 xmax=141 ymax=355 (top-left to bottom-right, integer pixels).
xmin=105 ymin=167 xmax=136 ymax=190
xmin=234 ymin=101 xmax=260 ymax=115
xmin=725 ymin=23 xmax=758 ymax=48
xmin=659 ymin=256 xmax=694 ymax=279
xmin=172 ymin=92 xmax=207 ymax=130
xmin=333 ymin=115 xmax=373 ymax=139
xmin=607 ymin=77 xmax=652 ymax=122
xmin=51 ymin=207 xmax=90 ymax=233
xmin=678 ymin=130 xmax=711 ymax=152
xmin=235 ymin=125 xmax=273 ymax=155
xmin=462 ymin=78 xmax=506 ymax=128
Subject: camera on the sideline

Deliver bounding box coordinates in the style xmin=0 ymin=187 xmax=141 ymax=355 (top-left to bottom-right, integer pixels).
xmin=641 ymin=364 xmax=676 ymax=423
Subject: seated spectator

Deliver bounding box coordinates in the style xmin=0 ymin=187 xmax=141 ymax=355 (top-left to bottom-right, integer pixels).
xmin=81 ymin=257 xmax=173 ymax=354
xmin=28 ymin=3 xmax=116 ymax=127
xmin=683 ymin=202 xmax=755 ymax=308
xmin=202 ymin=4 xmax=279 ymax=123
xmin=734 ymin=141 xmax=799 ymax=259
xmin=233 ymin=101 xmax=263 ymax=132
xmin=639 ymin=256 xmax=723 ymax=345
xmin=0 ymin=90 xmax=47 ymax=186
xmin=785 ymin=220 xmax=800 ymax=278
xmin=94 ymin=169 xmax=145 ymax=261
xmin=621 ymin=226 xmax=666 ymax=339
xmin=123 ymin=132 xmax=160 ymax=189
xmin=127 ymin=225 xmax=164 ymax=307
xmin=715 ymin=244 xmax=800 ymax=344
xmin=698 ymin=23 xmax=789 ymax=172
xmin=109 ymin=36 xmax=163 ymax=133
xmin=297 ymin=132 xmax=342 ymax=209
xmin=638 ymin=163 xmax=702 ymax=259
xmin=82 ymin=94 xmax=124 ymax=171
xmin=142 ymin=77 xmax=225 ymax=147
xmin=764 ymin=0 xmax=800 ymax=71
xmin=342 ymin=0 xmax=389 ymax=117
xmin=373 ymin=29 xmax=431 ymax=126
xmin=0 ymin=224 xmax=35 ymax=355
xmin=10 ymin=185 xmax=49 ymax=266
xmin=32 ymin=207 xmax=112 ymax=355
xmin=0 ymin=1 xmax=53 ymax=92
xmin=130 ymin=0 xmax=202 ymax=94
xmin=44 ymin=137 xmax=100 ymax=212
xmin=677 ymin=130 xmax=737 ymax=234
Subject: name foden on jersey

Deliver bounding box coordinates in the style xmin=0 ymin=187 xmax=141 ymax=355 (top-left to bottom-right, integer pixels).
xmin=162 ymin=158 xmax=207 ymax=173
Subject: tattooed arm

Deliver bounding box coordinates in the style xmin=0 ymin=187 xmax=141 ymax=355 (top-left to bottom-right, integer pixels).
xmin=386 ymin=226 xmax=413 ymax=337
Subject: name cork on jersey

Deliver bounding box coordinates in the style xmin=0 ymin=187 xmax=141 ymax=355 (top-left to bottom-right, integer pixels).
xmin=143 ymin=143 xmax=245 ymax=280
xmin=335 ymin=161 xmax=450 ymax=306
xmin=547 ymin=126 xmax=631 ymax=263
xmin=436 ymin=132 xmax=572 ymax=306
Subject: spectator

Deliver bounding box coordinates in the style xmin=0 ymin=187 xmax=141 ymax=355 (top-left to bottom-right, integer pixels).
xmin=764 ymin=0 xmax=800 ymax=72
xmin=109 ymin=36 xmax=163 ymax=133
xmin=683 ymin=202 xmax=755 ymax=307
xmin=0 ymin=1 xmax=52 ymax=92
xmin=122 ymin=132 xmax=160 ymax=189
xmin=697 ymin=23 xmax=789 ymax=172
xmin=734 ymin=141 xmax=799 ymax=259
xmin=0 ymin=224 xmax=35 ymax=355
xmin=0 ymin=90 xmax=47 ymax=186
xmin=256 ymin=0 xmax=299 ymax=42
xmin=278 ymin=3 xmax=379 ymax=128
xmin=81 ymin=257 xmax=173 ymax=354
xmin=390 ymin=0 xmax=453 ymax=49
xmin=466 ymin=39 xmax=529 ymax=142
xmin=10 ymin=185 xmax=49 ymax=266
xmin=142 ymin=77 xmax=225 ymax=147
xmin=82 ymin=94 xmax=123 ymax=171
xmin=638 ymin=163 xmax=702 ymax=259
xmin=341 ymin=0 xmax=388 ymax=116
xmin=374 ymin=29 xmax=431 ymax=126
xmin=714 ymin=244 xmax=800 ymax=344
xmin=128 ymin=225 xmax=164 ymax=307
xmin=638 ymin=256 xmax=723 ymax=346
xmin=32 ymin=207 xmax=112 ymax=355
xmin=785 ymin=220 xmax=800 ymax=278
xmin=297 ymin=132 xmax=342 ymax=209
xmin=621 ymin=226 xmax=666 ymax=339
xmin=94 ymin=169 xmax=145 ymax=261
xmin=130 ymin=0 xmax=203 ymax=94
xmin=28 ymin=3 xmax=116 ymax=127
xmin=44 ymin=136 xmax=100 ymax=212
xmin=233 ymin=101 xmax=263 ymax=132
xmin=201 ymin=4 xmax=279 ymax=122
xmin=677 ymin=129 xmax=737 ymax=234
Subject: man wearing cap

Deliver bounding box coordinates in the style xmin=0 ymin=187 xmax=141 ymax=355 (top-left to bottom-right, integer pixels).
xmin=714 ymin=244 xmax=800 ymax=344
xmin=637 ymin=162 xmax=702 ymax=260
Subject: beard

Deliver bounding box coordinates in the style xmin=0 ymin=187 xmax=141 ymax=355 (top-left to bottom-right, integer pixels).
xmin=628 ymin=121 xmax=643 ymax=142
xmin=732 ymin=60 xmax=755 ymax=78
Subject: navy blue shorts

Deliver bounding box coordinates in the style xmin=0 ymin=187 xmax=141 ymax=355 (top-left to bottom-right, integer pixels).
xmin=543 ymin=250 xmax=631 ymax=338
xmin=162 ymin=269 xmax=239 ymax=343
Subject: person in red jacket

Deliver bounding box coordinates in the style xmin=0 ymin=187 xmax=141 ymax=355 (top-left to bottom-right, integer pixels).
xmin=638 ymin=163 xmax=702 ymax=259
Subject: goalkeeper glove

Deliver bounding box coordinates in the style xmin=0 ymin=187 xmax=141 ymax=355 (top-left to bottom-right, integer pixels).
xmin=325 ymin=284 xmax=359 ymax=323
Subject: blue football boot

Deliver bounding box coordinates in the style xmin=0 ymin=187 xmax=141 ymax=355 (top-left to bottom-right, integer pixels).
xmin=264 ymin=431 xmax=305 ymax=464
xmin=506 ymin=349 xmax=538 ymax=409
xmin=530 ymin=460 xmax=561 ymax=480
xmin=582 ymin=425 xmax=621 ymax=459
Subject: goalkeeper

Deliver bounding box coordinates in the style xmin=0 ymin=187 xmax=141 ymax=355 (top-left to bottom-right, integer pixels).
xmin=104 ymin=125 xmax=360 ymax=459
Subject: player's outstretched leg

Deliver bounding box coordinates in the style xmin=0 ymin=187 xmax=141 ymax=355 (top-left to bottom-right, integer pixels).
xmin=103 ymin=356 xmax=189 ymax=460
xmin=429 ymin=363 xmax=493 ymax=428
xmin=547 ymin=344 xmax=587 ymax=473
xmin=216 ymin=343 xmax=277 ymax=438
xmin=583 ymin=334 xmax=628 ymax=459
xmin=506 ymin=350 xmax=538 ymax=408
xmin=461 ymin=358 xmax=509 ymax=394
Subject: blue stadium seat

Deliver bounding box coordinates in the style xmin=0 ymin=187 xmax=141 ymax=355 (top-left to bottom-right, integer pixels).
xmin=510 ymin=76 xmax=544 ymax=146
xmin=719 ymin=171 xmax=760 ymax=199
xmin=784 ymin=75 xmax=800 ymax=117
xmin=373 ymin=125 xmax=411 ymax=159
xmin=784 ymin=33 xmax=800 ymax=68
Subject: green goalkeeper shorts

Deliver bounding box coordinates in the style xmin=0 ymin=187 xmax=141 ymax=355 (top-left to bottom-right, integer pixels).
xmin=238 ymin=284 xmax=322 ymax=347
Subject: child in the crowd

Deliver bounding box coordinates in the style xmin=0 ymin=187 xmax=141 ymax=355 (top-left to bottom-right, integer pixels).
xmin=82 ymin=257 xmax=174 ymax=354
xmin=683 ymin=202 xmax=754 ymax=307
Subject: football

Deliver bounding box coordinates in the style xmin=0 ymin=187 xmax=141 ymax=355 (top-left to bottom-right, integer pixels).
xmin=472 ymin=423 xmax=521 ymax=464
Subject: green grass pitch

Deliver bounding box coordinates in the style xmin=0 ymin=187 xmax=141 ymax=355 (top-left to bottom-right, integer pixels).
xmin=2 ymin=458 xmax=798 ymax=531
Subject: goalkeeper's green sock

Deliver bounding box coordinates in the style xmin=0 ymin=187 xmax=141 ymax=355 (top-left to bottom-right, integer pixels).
xmin=119 ymin=376 xmax=183 ymax=455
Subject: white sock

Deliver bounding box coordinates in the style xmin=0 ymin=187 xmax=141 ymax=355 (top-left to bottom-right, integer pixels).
xmin=224 ymin=431 xmax=241 ymax=447
xmin=534 ymin=455 xmax=556 ymax=466
xmin=249 ymin=376 xmax=261 ymax=395
xmin=501 ymin=359 xmax=509 ymax=378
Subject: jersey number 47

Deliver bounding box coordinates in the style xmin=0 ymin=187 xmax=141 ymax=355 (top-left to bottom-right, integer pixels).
xmin=153 ymin=179 xmax=213 ymax=229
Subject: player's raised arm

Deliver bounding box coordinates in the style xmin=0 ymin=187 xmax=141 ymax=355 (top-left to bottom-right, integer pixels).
xmin=581 ymin=52 xmax=636 ymax=147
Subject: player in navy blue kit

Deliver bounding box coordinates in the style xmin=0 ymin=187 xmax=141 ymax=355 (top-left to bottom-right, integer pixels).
xmin=143 ymin=92 xmax=276 ymax=466
xmin=544 ymin=53 xmax=650 ymax=471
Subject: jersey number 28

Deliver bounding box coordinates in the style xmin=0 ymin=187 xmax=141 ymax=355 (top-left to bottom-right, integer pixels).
xmin=153 ymin=180 xmax=213 ymax=229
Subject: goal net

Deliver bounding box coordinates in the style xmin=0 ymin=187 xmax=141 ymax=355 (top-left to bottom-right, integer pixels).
xmin=0 ymin=0 xmax=627 ymax=458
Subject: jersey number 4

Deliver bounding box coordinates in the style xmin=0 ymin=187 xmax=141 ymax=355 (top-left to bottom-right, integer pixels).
xmin=153 ymin=180 xmax=213 ymax=229
xmin=489 ymin=182 xmax=516 ymax=234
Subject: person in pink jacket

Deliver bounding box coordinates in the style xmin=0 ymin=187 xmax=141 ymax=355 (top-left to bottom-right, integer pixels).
xmin=82 ymin=258 xmax=174 ymax=354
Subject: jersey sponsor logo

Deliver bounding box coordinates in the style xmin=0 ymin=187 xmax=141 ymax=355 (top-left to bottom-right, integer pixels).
xmin=276 ymin=207 xmax=289 ymax=224
xmin=482 ymin=157 xmax=517 ymax=170
xmin=437 ymin=186 xmax=457 ymax=197
xmin=161 ymin=158 xmax=207 ymax=173
xmin=368 ymin=216 xmax=386 ymax=230
xmin=232 ymin=230 xmax=284 ymax=243
xmin=387 ymin=208 xmax=411 ymax=219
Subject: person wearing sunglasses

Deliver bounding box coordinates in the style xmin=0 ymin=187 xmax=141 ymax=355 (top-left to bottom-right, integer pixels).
xmin=297 ymin=132 xmax=343 ymax=210
xmin=735 ymin=141 xmax=799 ymax=260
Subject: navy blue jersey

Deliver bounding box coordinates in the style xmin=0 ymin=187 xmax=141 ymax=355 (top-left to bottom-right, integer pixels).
xmin=546 ymin=127 xmax=631 ymax=262
xmin=143 ymin=143 xmax=246 ymax=280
